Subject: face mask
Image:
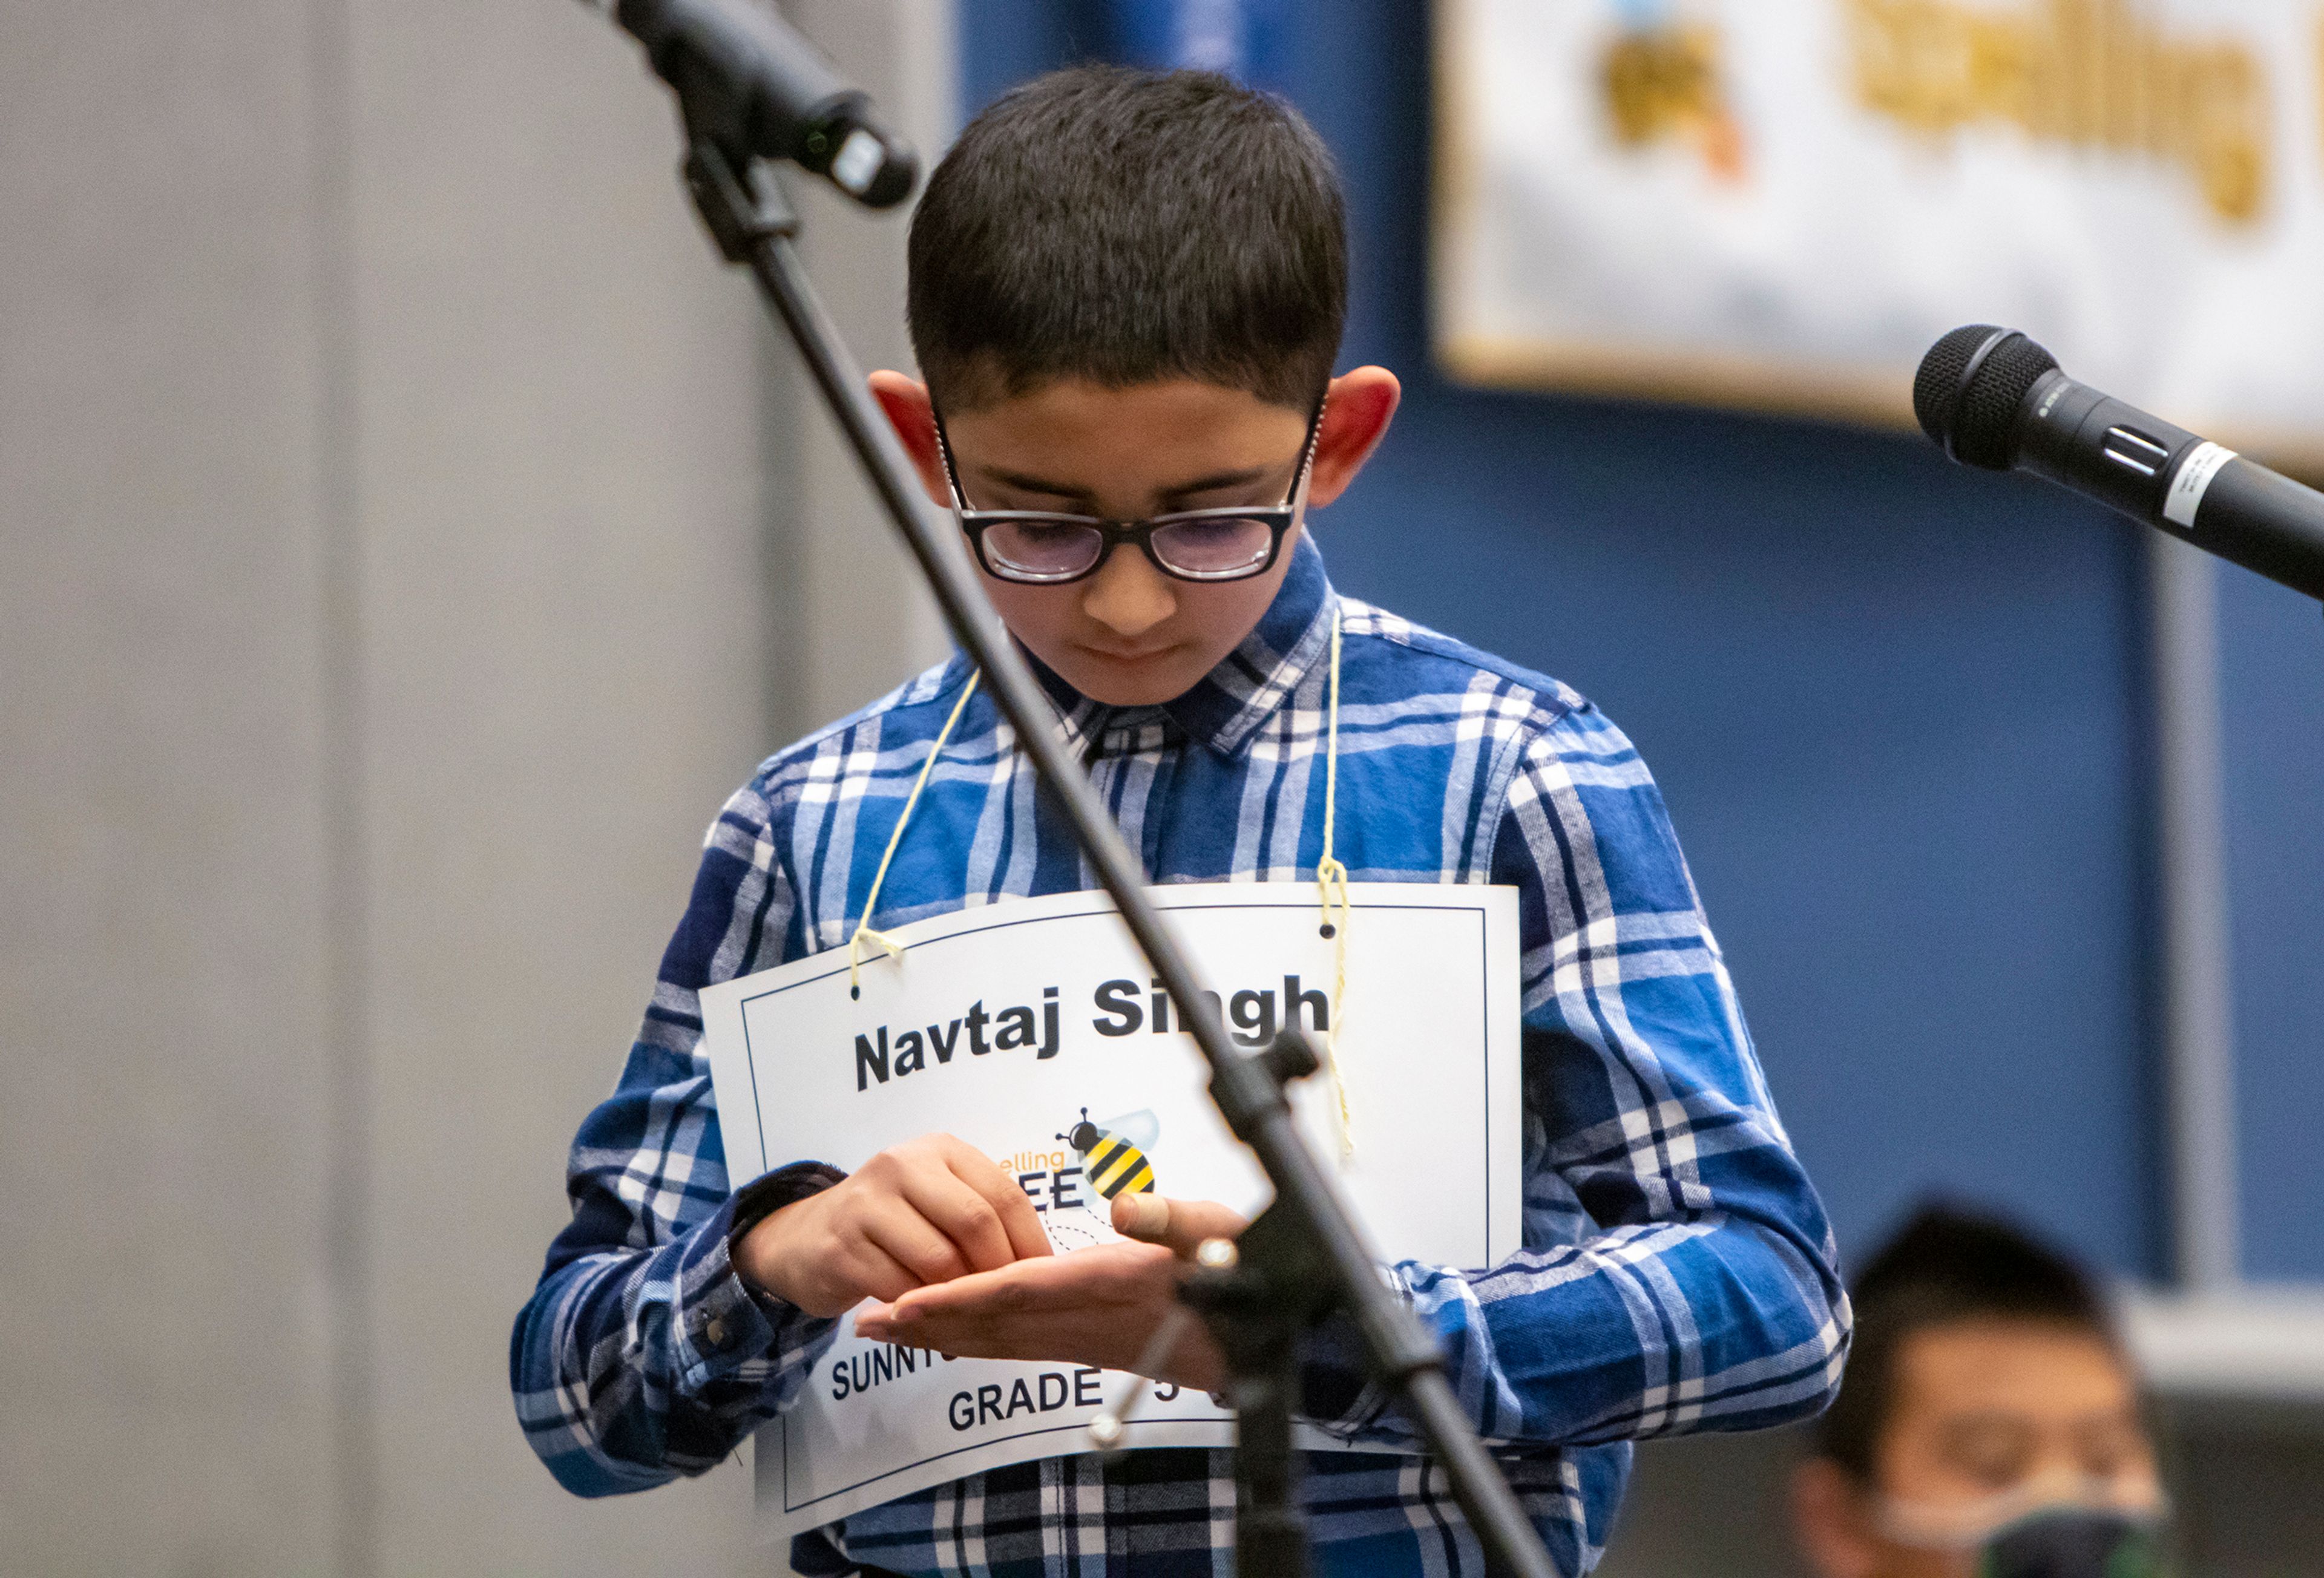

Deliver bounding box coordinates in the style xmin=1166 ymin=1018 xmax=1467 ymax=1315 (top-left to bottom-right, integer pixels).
xmin=1977 ymin=1508 xmax=2164 ymax=1578
xmin=1877 ymin=1474 xmax=2167 ymax=1578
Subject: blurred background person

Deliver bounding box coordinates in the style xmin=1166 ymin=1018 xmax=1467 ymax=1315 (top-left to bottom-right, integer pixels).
xmin=1791 ymin=1205 xmax=2165 ymax=1578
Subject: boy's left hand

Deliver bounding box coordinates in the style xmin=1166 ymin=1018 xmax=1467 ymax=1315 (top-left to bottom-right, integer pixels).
xmin=852 ymin=1193 xmax=1244 ymax=1392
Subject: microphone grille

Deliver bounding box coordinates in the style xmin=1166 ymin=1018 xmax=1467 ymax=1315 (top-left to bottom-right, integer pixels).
xmin=1912 ymin=326 xmax=1998 ymax=444
xmin=1913 ymin=325 xmax=2060 ymax=471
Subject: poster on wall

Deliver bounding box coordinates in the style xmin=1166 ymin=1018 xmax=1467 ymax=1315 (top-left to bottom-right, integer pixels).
xmin=1434 ymin=0 xmax=2324 ymax=464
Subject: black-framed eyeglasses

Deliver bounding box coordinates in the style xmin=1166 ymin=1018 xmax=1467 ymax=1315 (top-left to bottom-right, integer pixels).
xmin=932 ymin=399 xmax=1326 ymax=585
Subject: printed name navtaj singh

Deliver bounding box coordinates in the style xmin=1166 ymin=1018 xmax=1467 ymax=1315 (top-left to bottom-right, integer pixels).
xmin=853 ymin=975 xmax=1334 ymax=1091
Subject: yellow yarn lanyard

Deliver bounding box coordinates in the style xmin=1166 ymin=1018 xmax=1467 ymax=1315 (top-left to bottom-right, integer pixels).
xmin=848 ymin=670 xmax=980 ymax=998
xmin=845 ymin=612 xmax=1354 ymax=1155
xmin=1315 ymin=602 xmax=1355 ymax=1156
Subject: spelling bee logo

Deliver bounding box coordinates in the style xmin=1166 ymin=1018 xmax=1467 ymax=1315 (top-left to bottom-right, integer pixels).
xmin=1062 ymin=1107 xmax=1160 ymax=1199
xmin=994 ymin=1107 xmax=1162 ymax=1250
xmin=1598 ymin=4 xmax=1749 ymax=183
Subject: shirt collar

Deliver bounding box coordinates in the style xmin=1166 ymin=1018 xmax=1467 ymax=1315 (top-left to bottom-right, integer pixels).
xmin=1024 ymin=532 xmax=1336 ymax=761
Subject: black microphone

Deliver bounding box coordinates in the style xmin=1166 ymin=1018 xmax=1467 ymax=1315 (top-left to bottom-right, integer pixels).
xmin=596 ymin=0 xmax=917 ymax=208
xmin=1914 ymin=325 xmax=2324 ymax=601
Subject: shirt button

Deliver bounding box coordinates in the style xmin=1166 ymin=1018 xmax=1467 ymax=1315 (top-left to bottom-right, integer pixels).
xmin=706 ymin=1317 xmax=727 ymax=1347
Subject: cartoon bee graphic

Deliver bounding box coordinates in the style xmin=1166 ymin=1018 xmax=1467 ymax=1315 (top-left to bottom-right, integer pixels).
xmin=1060 ymin=1107 xmax=1160 ymax=1199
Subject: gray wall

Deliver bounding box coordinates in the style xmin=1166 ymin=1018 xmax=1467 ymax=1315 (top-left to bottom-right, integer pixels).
xmin=0 ymin=2 xmax=940 ymax=1572
xmin=2 ymin=6 xmax=344 ymax=1570
xmin=782 ymin=0 xmax=954 ymax=733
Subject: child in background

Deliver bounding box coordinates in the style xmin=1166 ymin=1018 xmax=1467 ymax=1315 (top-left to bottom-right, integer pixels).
xmin=1791 ymin=1205 xmax=2164 ymax=1578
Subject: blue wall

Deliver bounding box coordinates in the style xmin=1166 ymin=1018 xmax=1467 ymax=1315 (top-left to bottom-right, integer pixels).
xmin=957 ymin=0 xmax=2323 ymax=1283
xmin=2223 ymin=574 xmax=2324 ymax=1282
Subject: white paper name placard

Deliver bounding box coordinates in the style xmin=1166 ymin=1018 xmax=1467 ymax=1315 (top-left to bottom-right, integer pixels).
xmin=699 ymin=882 xmax=1522 ymax=1541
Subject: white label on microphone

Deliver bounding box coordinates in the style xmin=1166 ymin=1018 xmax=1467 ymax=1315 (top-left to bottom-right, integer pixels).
xmin=2165 ymin=442 xmax=2237 ymax=529
xmin=831 ymin=129 xmax=884 ymax=195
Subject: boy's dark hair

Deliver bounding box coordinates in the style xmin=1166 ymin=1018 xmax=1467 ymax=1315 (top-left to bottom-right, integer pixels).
xmin=1817 ymin=1203 xmax=2122 ymax=1479
xmin=907 ymin=65 xmax=1347 ymax=411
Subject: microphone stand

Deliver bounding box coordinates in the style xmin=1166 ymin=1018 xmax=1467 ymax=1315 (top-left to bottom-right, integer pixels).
xmin=670 ymin=126 xmax=1557 ymax=1578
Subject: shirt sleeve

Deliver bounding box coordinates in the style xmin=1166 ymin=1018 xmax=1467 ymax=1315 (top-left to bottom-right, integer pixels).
xmin=1299 ymin=699 xmax=1851 ymax=1449
xmin=509 ymin=778 xmax=844 ymax=1496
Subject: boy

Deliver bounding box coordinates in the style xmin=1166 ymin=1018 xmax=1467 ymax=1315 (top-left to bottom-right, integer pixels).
xmin=513 ymin=65 xmax=1847 ymax=1576
xmin=1789 ymin=1206 xmax=2164 ymax=1578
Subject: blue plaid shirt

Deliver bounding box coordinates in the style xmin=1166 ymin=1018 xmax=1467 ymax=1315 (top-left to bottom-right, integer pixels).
xmin=511 ymin=537 xmax=1848 ymax=1576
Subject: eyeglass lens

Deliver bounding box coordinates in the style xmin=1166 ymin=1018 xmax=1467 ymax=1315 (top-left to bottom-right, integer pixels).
xmin=981 ymin=515 xmax=1278 ymax=582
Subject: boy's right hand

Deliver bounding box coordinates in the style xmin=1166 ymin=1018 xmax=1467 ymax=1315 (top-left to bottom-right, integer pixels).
xmin=735 ymin=1133 xmax=1053 ymax=1318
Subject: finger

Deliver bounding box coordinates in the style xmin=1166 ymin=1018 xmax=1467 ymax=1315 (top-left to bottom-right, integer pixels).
xmin=1112 ymin=1193 xmax=1249 ymax=1256
xmin=888 ymin=1263 xmax=1047 ymax=1322
xmin=860 ymin=1199 xmax=974 ymax=1288
xmin=873 ymin=1265 xmax=1191 ymax=1373
xmin=873 ymin=1290 xmax=1219 ymax=1380
xmin=887 ymin=1243 xmax=1172 ymax=1323
xmin=898 ymin=1165 xmax=1019 ymax=1275
xmin=940 ymin=1136 xmax=1054 ymax=1262
xmin=873 ymin=1312 xmax=1112 ymax=1366
xmin=836 ymin=1238 xmax=922 ymax=1308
